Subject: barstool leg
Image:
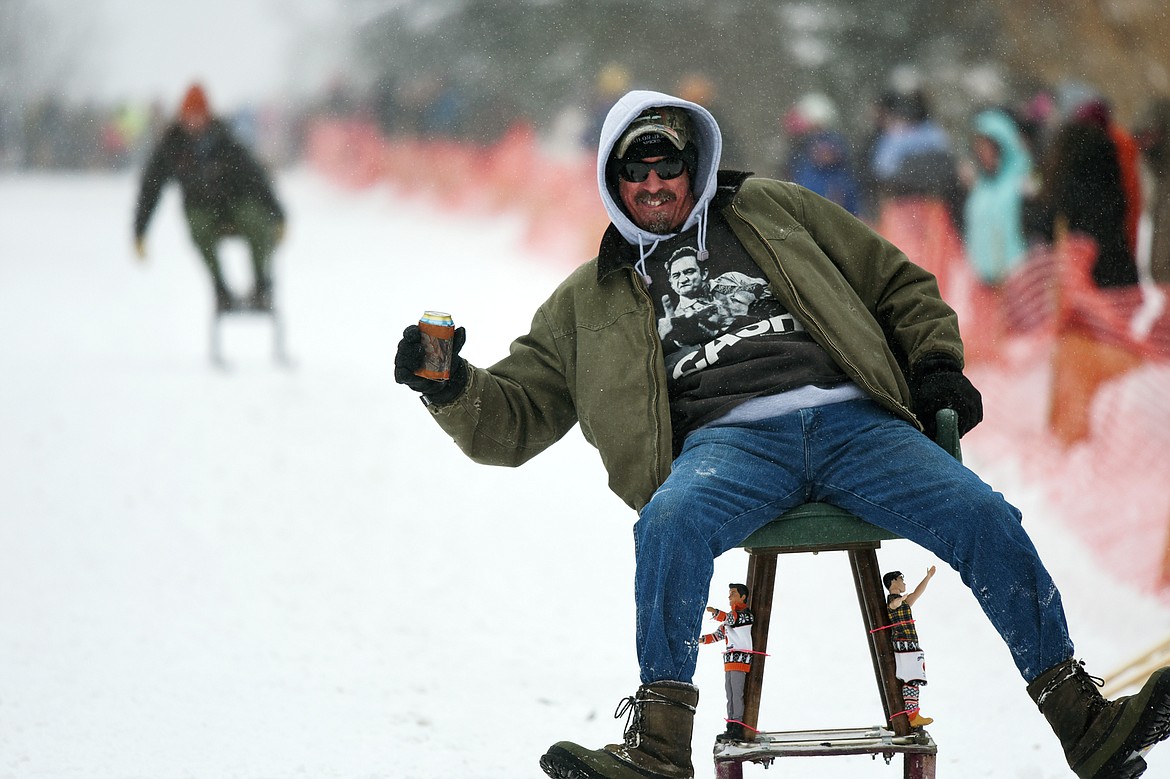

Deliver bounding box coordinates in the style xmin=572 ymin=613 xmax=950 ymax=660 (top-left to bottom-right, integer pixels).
xmin=905 ymin=751 xmax=937 ymax=778
xmin=742 ymin=551 xmax=777 ymax=736
xmin=849 ymin=548 xmax=909 ymax=737
xmin=715 ymin=759 xmax=745 ymax=779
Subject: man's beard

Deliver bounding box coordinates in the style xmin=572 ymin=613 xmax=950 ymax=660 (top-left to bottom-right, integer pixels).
xmin=635 ymin=190 xmax=678 ymax=234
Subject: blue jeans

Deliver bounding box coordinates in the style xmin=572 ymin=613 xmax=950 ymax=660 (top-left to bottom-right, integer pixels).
xmin=634 ymin=399 xmax=1073 ymax=686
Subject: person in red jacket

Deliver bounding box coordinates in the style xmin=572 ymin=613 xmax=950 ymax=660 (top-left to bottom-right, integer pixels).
xmin=702 ymin=583 xmax=755 ymax=742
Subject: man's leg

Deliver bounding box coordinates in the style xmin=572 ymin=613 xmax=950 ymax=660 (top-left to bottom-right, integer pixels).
xmin=717 ymin=670 xmax=748 ymax=742
xmin=724 ymin=672 xmax=733 ymax=720
xmin=542 ymin=418 xmax=809 ymax=779
xmin=633 ymin=417 xmax=810 ymax=685
xmin=728 ymin=670 xmax=747 ymax=722
xmin=229 ymin=200 xmax=279 ymax=309
xmin=805 ymin=399 xmax=1072 ymax=681
xmin=808 ymin=399 xmax=1170 ymax=777
xmin=185 ymin=208 xmax=233 ymax=310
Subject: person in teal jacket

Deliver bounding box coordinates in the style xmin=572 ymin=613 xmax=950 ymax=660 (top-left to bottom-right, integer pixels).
xmin=962 ymin=109 xmax=1033 ymax=285
xmin=395 ymin=90 xmax=1170 ymax=779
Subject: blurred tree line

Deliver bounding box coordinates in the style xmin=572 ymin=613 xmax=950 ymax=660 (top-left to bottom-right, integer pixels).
xmin=352 ymin=0 xmax=1170 ymax=172
xmin=992 ymin=0 xmax=1170 ymax=122
xmin=0 ymin=0 xmax=104 ymax=167
xmin=3 ymin=0 xmax=1168 ymax=172
xmin=355 ymin=0 xmax=1001 ymax=168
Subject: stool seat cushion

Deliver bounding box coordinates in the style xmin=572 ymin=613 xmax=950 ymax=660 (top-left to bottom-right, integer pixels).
xmin=739 ymin=503 xmax=900 ymax=553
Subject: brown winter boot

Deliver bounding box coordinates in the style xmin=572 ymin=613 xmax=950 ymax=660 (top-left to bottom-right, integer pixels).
xmin=1027 ymin=659 xmax=1170 ymax=778
xmin=539 ymin=680 xmax=698 ymax=779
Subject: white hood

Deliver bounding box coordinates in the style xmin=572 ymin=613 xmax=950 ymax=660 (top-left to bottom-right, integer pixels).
xmin=596 ymin=90 xmax=723 ymax=261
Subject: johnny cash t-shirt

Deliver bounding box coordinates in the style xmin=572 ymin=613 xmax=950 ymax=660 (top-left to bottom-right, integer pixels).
xmin=641 ymin=212 xmax=850 ymax=446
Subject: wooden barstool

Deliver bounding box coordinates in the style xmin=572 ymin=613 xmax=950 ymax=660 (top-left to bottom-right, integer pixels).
xmin=713 ymin=409 xmax=960 ymax=779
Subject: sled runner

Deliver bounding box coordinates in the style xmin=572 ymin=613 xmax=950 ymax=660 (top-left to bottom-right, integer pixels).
xmin=211 ymin=298 xmax=291 ymax=369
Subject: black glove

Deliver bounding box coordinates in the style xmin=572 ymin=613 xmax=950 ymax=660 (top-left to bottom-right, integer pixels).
xmin=909 ymin=354 xmax=983 ymax=438
xmin=394 ymin=324 xmax=468 ymax=405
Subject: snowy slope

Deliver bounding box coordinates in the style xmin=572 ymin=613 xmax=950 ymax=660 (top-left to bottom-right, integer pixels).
xmin=1 ymin=170 xmax=1167 ymax=779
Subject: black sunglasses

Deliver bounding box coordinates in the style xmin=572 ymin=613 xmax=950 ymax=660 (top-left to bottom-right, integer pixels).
xmin=618 ymin=157 xmax=687 ymax=183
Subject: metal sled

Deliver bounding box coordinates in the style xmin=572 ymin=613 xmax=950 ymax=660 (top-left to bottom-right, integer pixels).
xmin=210 ymin=300 xmax=291 ymax=368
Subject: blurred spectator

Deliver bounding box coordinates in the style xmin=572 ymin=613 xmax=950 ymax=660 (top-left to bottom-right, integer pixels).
xmin=545 ymin=101 xmax=590 ymax=159
xmin=855 ymin=91 xmax=898 ymax=222
xmin=1009 ymin=89 xmax=1061 ymax=244
xmin=868 ymin=87 xmax=966 ymax=308
xmin=1074 ymin=98 xmax=1143 ymax=259
xmin=1041 ymin=114 xmax=1138 ymax=287
xmin=23 ymin=97 xmax=70 ymax=168
xmin=582 ymin=63 xmax=632 ymax=149
xmin=675 ymin=72 xmax=744 ymax=170
xmin=116 ymin=102 xmax=152 ymax=164
xmin=1011 ymin=88 xmax=1059 ymax=165
xmin=962 ymin=109 xmax=1034 ymax=285
xmin=395 ymin=73 xmax=462 ymax=137
xmin=372 ymin=71 xmax=402 ymax=135
xmin=0 ymin=98 xmax=16 ymax=166
xmin=320 ymin=74 xmax=359 ymax=118
xmin=780 ymin=93 xmax=861 ymax=216
xmin=133 ymin=83 xmax=286 ymax=312
xmin=425 ymin=81 xmax=466 ymax=137
xmin=1135 ymin=97 xmax=1170 ymax=283
xmin=870 ymin=88 xmax=963 ymax=225
xmin=99 ymin=113 xmax=130 ymax=170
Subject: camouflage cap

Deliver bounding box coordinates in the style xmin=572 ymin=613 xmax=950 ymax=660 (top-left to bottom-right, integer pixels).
xmin=615 ymin=106 xmax=694 ymax=159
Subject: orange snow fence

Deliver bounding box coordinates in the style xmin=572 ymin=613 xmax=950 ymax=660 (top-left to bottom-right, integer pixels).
xmin=876 ymin=198 xmax=966 ymax=306
xmin=304 ymin=118 xmax=609 ymax=267
xmin=880 ymin=199 xmax=1170 ymax=597
xmin=303 ymin=121 xmax=389 ymax=189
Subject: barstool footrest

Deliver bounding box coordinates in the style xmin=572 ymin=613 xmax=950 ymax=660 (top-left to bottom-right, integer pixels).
xmin=714 ymin=725 xmax=936 ymax=761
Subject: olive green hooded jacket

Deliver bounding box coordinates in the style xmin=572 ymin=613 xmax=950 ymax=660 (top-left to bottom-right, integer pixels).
xmin=424 ymin=173 xmax=963 ymax=511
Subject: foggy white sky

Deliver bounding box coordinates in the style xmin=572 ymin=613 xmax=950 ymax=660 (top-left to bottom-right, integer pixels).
xmin=79 ymin=0 xmax=349 ymax=110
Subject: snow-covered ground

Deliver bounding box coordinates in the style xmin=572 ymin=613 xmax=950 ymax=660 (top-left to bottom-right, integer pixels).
xmin=1 ymin=169 xmax=1167 ymax=779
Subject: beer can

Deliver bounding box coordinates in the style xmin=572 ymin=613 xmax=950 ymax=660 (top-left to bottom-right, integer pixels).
xmin=415 ymin=310 xmax=455 ymax=380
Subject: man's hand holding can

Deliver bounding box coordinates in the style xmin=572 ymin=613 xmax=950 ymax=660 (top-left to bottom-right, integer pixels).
xmin=394 ymin=312 xmax=467 ymax=405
